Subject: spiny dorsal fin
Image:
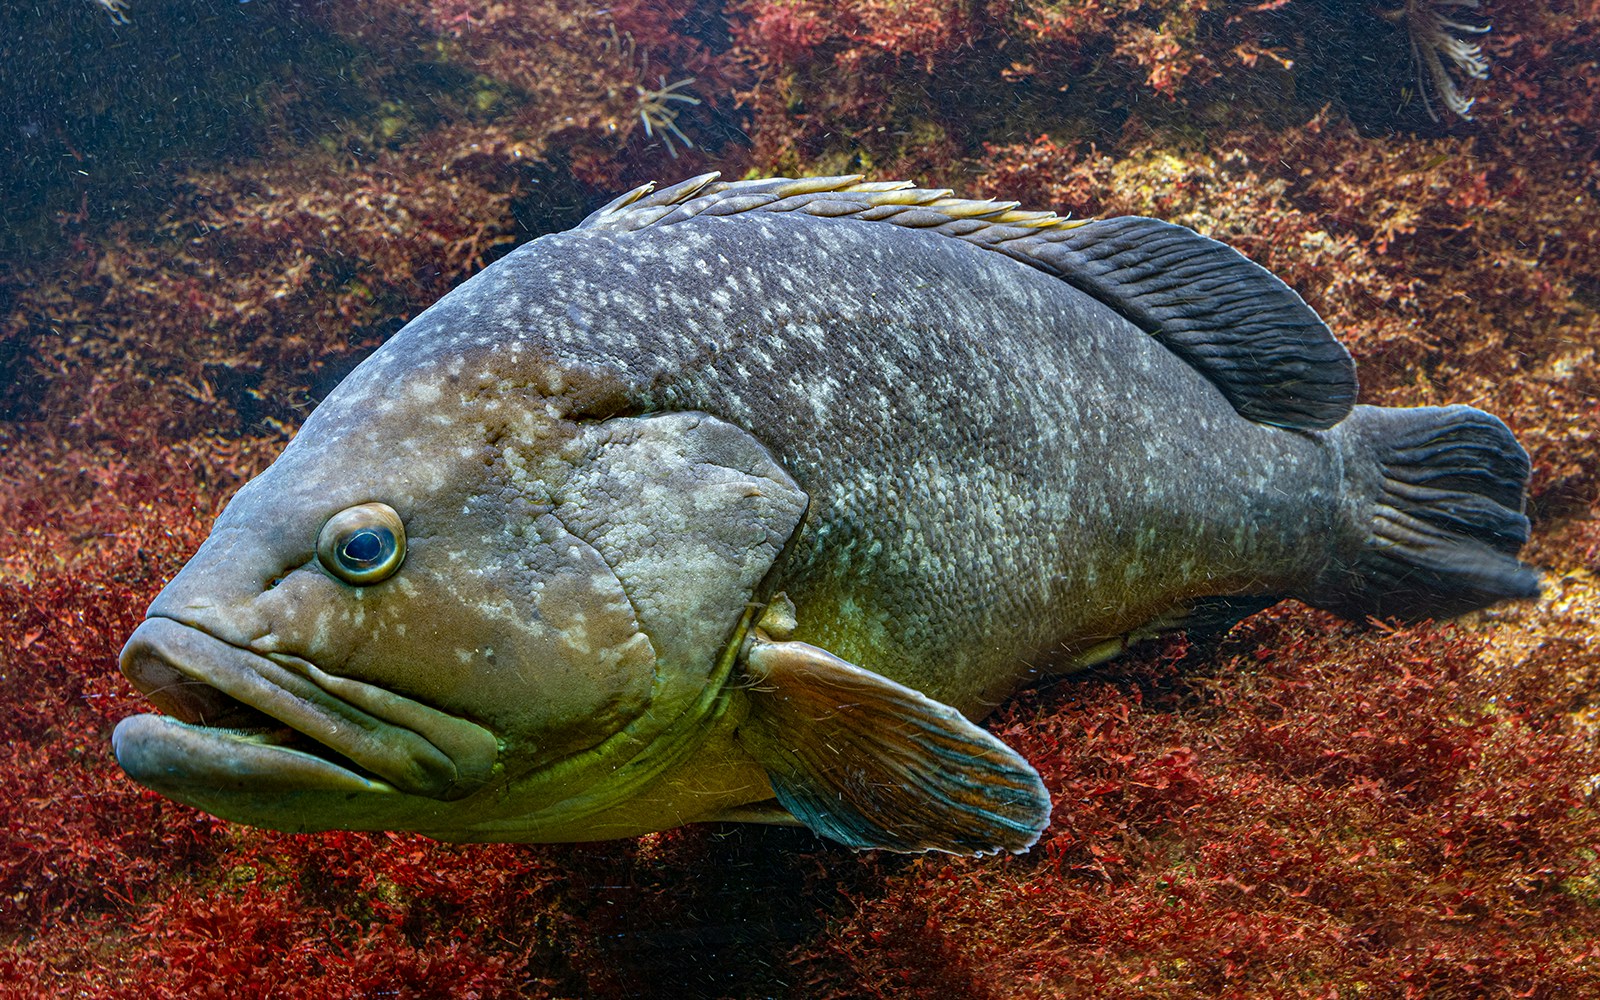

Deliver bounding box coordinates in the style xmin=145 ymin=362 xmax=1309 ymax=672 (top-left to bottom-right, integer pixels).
xmin=579 ymin=173 xmax=1357 ymax=431
xmin=581 ymin=173 xmax=1070 ymax=237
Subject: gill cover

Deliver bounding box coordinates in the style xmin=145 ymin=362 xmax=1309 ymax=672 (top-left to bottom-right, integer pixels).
xmin=553 ymin=411 xmax=810 ymax=675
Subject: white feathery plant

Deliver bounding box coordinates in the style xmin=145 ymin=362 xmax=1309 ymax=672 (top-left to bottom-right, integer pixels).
xmin=89 ymin=0 xmax=130 ymax=22
xmin=1386 ymin=0 xmax=1492 ymax=120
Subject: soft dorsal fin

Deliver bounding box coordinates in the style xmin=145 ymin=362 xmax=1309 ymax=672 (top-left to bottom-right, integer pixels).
xmin=580 ymin=174 xmax=1357 ymax=431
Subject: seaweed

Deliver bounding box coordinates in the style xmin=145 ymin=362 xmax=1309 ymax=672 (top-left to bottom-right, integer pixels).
xmin=794 ymin=609 xmax=1600 ymax=998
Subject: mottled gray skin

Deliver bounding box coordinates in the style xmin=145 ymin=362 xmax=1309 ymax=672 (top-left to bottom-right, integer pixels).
xmin=118 ymin=208 xmax=1361 ymax=844
xmin=428 ymin=212 xmax=1340 ymax=714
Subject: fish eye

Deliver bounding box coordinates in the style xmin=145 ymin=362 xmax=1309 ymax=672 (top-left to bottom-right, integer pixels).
xmin=317 ymin=502 xmax=406 ymax=586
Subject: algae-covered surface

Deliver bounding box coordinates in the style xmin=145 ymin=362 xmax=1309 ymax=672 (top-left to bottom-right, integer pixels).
xmin=2 ymin=0 xmax=1598 ymax=996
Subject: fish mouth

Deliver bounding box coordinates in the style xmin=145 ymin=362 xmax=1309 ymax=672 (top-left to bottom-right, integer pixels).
xmin=113 ymin=617 xmax=499 ymax=802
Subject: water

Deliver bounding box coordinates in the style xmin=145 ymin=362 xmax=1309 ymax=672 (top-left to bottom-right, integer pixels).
xmin=2 ymin=0 xmax=1597 ymax=996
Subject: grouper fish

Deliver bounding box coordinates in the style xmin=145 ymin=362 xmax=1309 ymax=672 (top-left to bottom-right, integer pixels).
xmin=112 ymin=174 xmax=1540 ymax=855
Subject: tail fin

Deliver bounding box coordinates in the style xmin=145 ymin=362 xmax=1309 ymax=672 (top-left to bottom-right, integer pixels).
xmin=1311 ymin=404 xmax=1541 ymax=620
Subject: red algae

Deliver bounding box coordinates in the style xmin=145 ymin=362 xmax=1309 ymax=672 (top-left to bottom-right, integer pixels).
xmin=3 ymin=0 xmax=1599 ymax=995
xmin=794 ymin=612 xmax=1600 ymax=998
xmin=312 ymin=0 xmax=724 ymax=186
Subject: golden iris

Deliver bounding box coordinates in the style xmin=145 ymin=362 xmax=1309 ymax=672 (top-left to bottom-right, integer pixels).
xmin=317 ymin=502 xmax=406 ymax=585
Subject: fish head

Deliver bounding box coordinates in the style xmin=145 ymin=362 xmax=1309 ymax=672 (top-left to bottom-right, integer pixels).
xmin=113 ymin=336 xmax=808 ymax=839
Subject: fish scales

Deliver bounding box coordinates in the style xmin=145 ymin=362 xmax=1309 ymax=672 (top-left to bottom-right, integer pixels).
xmin=112 ymin=174 xmax=1539 ymax=856
xmin=403 ymin=213 xmax=1339 ymax=715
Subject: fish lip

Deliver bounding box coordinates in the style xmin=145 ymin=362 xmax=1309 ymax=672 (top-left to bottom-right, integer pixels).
xmin=112 ymin=712 xmax=401 ymax=799
xmin=116 ymin=617 xmax=499 ymax=802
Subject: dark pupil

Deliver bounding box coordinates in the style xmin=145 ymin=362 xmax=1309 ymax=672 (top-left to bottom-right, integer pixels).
xmin=342 ymin=529 xmax=386 ymax=565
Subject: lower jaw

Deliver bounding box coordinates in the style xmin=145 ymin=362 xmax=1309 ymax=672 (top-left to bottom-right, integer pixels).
xmin=112 ymin=712 xmax=398 ymax=797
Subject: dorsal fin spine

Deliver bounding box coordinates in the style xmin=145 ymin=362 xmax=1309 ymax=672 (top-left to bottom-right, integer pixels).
xmin=577 ymin=173 xmax=1358 ymax=431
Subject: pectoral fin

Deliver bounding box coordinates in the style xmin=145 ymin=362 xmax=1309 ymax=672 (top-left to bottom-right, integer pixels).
xmin=734 ymin=637 xmax=1051 ymax=856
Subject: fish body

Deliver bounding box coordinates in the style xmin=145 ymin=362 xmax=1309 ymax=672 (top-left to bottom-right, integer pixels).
xmin=113 ymin=176 xmax=1538 ymax=855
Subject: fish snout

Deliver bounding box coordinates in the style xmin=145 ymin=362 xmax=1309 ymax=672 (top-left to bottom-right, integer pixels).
xmin=116 ymin=617 xmax=499 ymax=802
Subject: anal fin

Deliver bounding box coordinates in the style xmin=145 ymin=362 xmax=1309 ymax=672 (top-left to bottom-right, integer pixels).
xmin=704 ymin=799 xmax=805 ymax=827
xmin=1064 ymin=595 xmax=1280 ymax=671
